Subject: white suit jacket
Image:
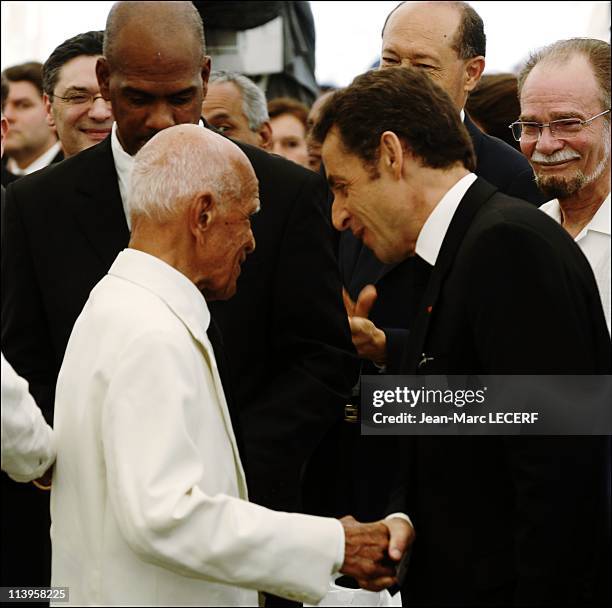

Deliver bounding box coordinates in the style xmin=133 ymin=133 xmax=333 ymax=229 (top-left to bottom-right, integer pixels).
xmin=51 ymin=249 xmax=341 ymax=606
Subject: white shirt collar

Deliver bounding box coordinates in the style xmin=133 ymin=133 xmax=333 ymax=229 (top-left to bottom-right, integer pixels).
xmin=415 ymin=173 xmax=478 ymax=266
xmin=108 ymin=248 xmax=211 ymax=345
xmin=7 ymin=140 xmax=62 ymax=175
xmin=540 ymin=192 xmax=611 ymax=241
xmin=110 ymin=122 xmax=134 ymax=229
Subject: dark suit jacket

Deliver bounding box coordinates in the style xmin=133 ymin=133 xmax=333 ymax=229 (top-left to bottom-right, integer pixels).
xmin=320 ymin=115 xmax=550 ymax=522
xmin=1 ymin=134 xmax=356 ymax=583
xmin=340 ymin=114 xmax=548 ymax=369
xmin=1 ymin=149 xmax=64 ymax=188
xmin=1 ymin=163 xmax=19 ymax=188
xmin=393 ymin=178 xmax=611 ymax=607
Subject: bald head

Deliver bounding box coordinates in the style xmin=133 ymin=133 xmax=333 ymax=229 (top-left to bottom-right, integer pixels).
xmin=382 ymin=2 xmax=485 ymax=59
xmin=381 ymin=1 xmax=485 ymax=109
xmin=104 ymin=1 xmax=205 ymax=69
xmin=96 ymin=1 xmax=211 ymax=156
xmin=129 ymin=124 xmax=259 ymax=301
xmin=129 ymin=124 xmax=255 ymax=221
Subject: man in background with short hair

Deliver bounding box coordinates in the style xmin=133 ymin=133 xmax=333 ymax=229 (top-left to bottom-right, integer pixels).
xmin=42 ymin=30 xmax=113 ymax=159
xmin=1 ymin=62 xmax=61 ymax=186
xmin=202 ymin=69 xmax=272 ymax=149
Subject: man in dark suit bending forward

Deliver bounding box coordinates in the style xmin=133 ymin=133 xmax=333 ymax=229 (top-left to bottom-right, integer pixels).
xmin=313 ymin=66 xmax=610 ymax=607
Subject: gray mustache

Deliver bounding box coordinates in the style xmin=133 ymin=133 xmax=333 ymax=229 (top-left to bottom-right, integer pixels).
xmin=531 ymin=150 xmax=581 ymax=164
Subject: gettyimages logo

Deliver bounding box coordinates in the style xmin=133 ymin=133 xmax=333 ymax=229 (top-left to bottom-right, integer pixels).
xmin=362 ymin=375 xmax=612 ymax=436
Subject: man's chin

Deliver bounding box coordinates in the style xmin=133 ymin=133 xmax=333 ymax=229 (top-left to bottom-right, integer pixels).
xmin=536 ymin=172 xmax=585 ymax=199
xmin=371 ymin=245 xmax=399 ymax=264
xmin=201 ymin=282 xmax=238 ymax=302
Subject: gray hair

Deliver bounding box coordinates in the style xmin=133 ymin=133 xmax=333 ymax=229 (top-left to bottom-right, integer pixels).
xmin=518 ymin=38 xmax=610 ymax=114
xmin=209 ymin=70 xmax=269 ymax=130
xmin=128 ymin=124 xmax=247 ymax=222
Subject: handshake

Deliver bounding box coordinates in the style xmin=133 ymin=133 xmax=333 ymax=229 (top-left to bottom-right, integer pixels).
xmin=338 ymin=515 xmax=415 ymax=591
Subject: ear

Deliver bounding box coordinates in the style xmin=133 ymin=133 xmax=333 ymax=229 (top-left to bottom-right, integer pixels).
xmin=1 ymin=116 xmax=8 ymax=157
xmin=201 ymin=56 xmax=212 ymax=100
xmin=464 ymin=56 xmax=485 ymax=94
xmin=43 ymin=93 xmax=55 ymax=128
xmin=257 ymin=121 xmax=273 ymax=150
xmin=379 ymin=131 xmax=404 ymax=179
xmin=96 ymin=57 xmax=111 ymax=101
xmin=189 ymin=192 xmax=215 ymax=240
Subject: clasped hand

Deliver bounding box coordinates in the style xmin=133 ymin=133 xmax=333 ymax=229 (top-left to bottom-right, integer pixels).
xmin=339 ymin=515 xmax=414 ymax=591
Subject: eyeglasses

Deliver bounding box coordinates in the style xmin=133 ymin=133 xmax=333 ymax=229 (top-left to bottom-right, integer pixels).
xmin=52 ymin=91 xmax=107 ymax=106
xmin=509 ymin=109 xmax=610 ymax=142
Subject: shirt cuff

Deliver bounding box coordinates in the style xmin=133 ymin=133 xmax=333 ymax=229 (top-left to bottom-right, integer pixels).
xmin=333 ymin=519 xmax=345 ymax=573
xmin=386 ymin=512 xmax=414 ymax=529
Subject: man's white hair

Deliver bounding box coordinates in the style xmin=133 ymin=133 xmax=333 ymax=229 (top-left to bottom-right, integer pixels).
xmin=128 ymin=124 xmax=249 ymax=222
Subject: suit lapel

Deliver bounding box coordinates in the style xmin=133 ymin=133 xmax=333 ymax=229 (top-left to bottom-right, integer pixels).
xmin=403 ymin=178 xmax=497 ymax=373
xmin=71 ymin=138 xmax=130 ymax=268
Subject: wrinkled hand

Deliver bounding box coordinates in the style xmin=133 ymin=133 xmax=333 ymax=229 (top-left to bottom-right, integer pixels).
xmin=343 ymin=286 xmax=387 ymax=364
xmin=339 ymin=515 xmax=402 ymax=591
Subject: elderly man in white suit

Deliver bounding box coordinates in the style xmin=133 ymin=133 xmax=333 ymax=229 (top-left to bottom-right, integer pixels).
xmin=50 ymin=124 xmax=412 ymax=606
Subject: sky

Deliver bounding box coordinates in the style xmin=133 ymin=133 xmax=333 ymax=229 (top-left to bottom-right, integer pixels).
xmin=1 ymin=1 xmax=610 ymax=86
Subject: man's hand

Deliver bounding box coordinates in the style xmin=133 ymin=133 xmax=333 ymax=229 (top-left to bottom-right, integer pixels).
xmin=32 ymin=465 xmax=53 ymax=491
xmin=343 ymin=286 xmax=387 ymax=364
xmin=383 ymin=517 xmax=414 ymax=562
xmin=339 ymin=515 xmax=400 ymax=591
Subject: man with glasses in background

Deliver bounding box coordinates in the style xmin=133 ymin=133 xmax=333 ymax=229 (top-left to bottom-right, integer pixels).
xmin=43 ymin=31 xmax=113 ymax=158
xmin=515 ymin=38 xmax=610 ymax=334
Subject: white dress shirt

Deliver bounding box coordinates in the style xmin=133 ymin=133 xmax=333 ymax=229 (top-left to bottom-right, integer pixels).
xmin=540 ymin=193 xmax=611 ymax=334
xmin=415 ymin=173 xmax=478 ymax=265
xmin=51 ymin=249 xmax=342 ymax=606
xmin=110 ymin=122 xmax=133 ymax=229
xmin=6 ymin=141 xmax=62 ymax=176
xmin=1 ymin=353 xmax=55 ymax=482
